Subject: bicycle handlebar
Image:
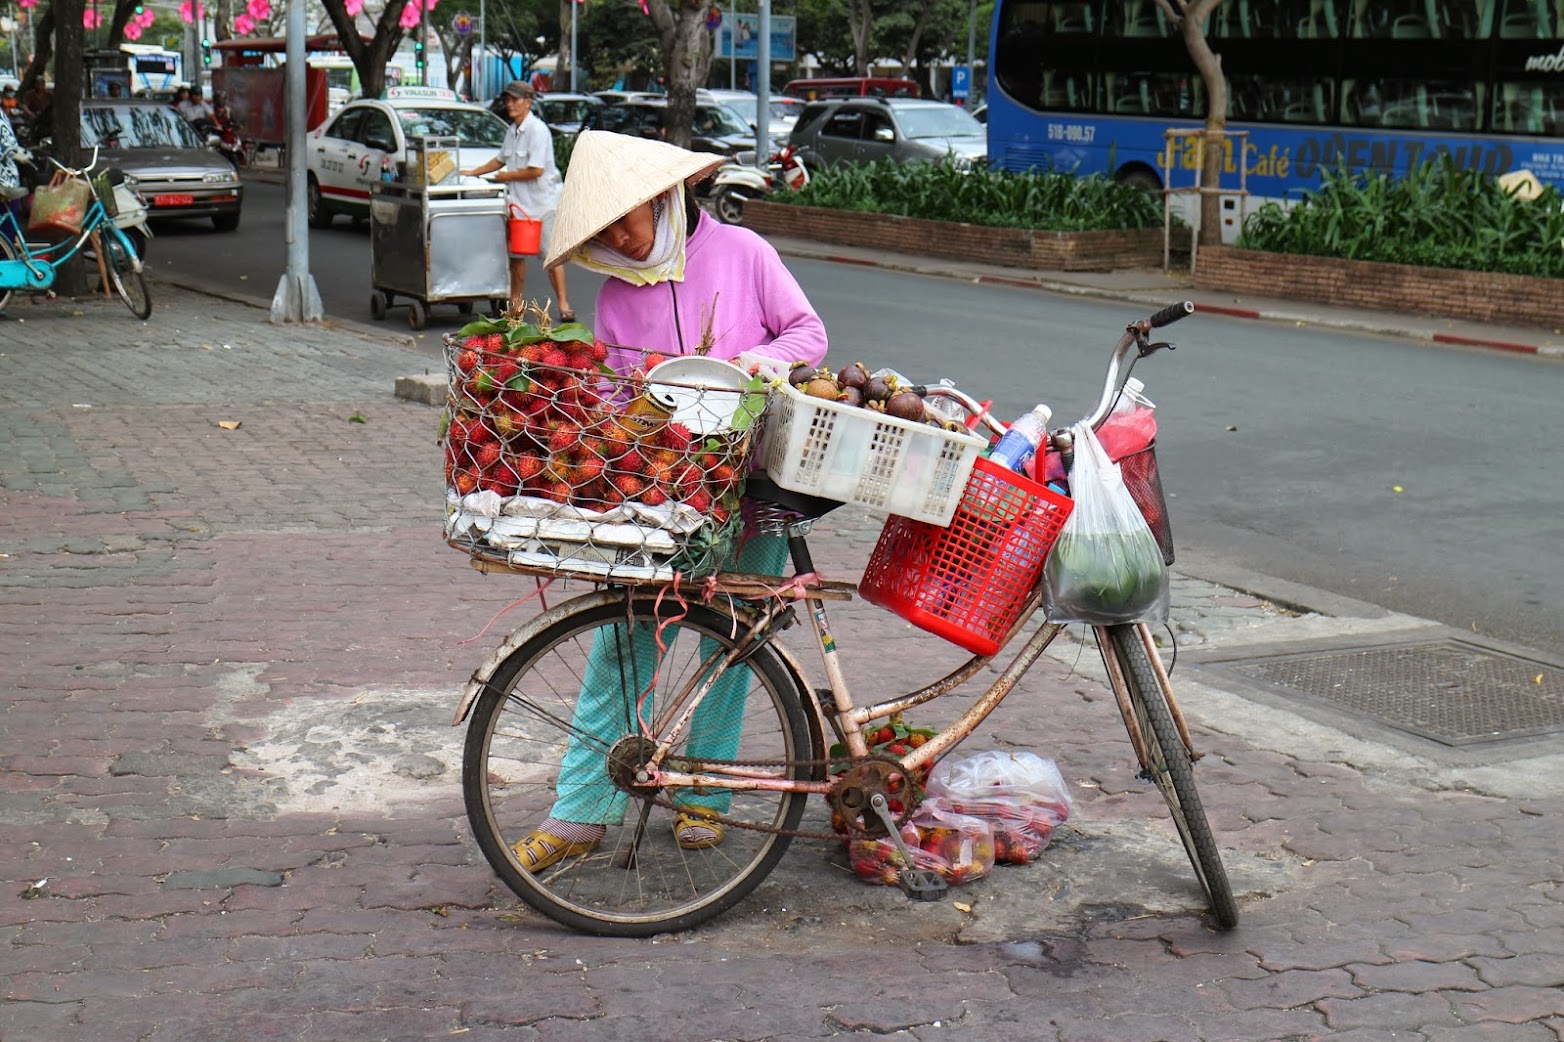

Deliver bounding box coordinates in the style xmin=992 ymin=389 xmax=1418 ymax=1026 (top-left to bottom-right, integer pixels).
xmin=44 ymin=146 xmax=102 ymax=179
xmin=918 ymin=301 xmax=1195 ymax=443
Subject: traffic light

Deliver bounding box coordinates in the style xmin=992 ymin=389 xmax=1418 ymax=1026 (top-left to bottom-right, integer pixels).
xmin=413 ymin=38 xmax=425 ymax=70
xmin=134 ymin=2 xmax=144 ymax=12
xmin=202 ymin=38 xmax=212 ymax=65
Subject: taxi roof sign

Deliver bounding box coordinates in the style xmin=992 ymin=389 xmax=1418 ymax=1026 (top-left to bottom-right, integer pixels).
xmin=385 ymin=86 xmax=459 ymax=102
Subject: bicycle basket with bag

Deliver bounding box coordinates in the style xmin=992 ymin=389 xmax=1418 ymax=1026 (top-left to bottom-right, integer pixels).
xmin=28 ymin=175 xmax=93 ymax=238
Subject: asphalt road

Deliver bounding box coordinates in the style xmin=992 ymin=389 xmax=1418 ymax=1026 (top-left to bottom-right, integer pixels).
xmin=147 ymin=180 xmax=1564 ymax=656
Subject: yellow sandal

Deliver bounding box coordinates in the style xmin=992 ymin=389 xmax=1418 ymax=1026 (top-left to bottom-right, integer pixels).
xmin=512 ymin=829 xmax=600 ymax=873
xmin=674 ymin=806 xmax=725 ymax=850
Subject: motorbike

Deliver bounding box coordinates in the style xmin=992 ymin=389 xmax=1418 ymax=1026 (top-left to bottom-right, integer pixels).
xmin=710 ymin=143 xmax=809 ymax=225
xmin=194 ymin=115 xmax=248 ymax=170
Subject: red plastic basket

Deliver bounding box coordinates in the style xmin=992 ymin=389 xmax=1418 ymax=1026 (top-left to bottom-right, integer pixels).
xmin=859 ymin=458 xmax=1075 ymax=656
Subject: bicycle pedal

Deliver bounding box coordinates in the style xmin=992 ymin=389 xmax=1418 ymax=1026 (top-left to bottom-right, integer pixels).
xmin=899 ymin=869 xmax=948 ymax=902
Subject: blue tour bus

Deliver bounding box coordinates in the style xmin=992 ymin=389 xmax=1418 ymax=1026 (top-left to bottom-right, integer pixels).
xmin=986 ymin=0 xmax=1564 ymax=240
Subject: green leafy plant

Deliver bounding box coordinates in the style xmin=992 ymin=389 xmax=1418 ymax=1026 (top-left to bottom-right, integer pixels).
xmin=775 ymin=158 xmax=1168 ymax=232
xmin=1238 ymin=157 xmax=1564 ymax=278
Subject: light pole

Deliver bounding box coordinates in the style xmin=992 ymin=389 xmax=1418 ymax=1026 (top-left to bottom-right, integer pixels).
xmin=966 ymin=0 xmax=976 ymax=105
xmin=570 ymin=0 xmax=577 ymax=91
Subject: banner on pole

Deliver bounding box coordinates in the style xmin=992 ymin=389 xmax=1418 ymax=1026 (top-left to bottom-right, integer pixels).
xmin=716 ymin=13 xmax=795 ymax=61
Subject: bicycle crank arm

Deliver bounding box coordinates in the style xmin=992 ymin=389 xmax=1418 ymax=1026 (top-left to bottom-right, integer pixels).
xmin=868 ymin=793 xmax=947 ymax=902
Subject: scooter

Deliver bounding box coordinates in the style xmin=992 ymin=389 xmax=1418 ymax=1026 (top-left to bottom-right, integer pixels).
xmin=710 ymin=143 xmax=809 ymax=225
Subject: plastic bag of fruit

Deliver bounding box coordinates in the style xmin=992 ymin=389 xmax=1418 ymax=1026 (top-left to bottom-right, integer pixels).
xmin=846 ymin=797 xmax=995 ymax=887
xmin=925 ymin=751 xmax=1072 ymax=865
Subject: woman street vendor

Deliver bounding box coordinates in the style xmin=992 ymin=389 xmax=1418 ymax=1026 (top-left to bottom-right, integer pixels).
xmin=510 ymin=130 xmax=829 ymax=872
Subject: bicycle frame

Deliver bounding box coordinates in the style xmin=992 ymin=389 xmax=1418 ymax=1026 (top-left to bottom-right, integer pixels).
xmin=0 ymin=198 xmax=141 ymax=289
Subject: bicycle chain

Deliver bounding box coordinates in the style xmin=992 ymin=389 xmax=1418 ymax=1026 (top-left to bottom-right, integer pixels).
xmin=646 ymin=753 xmax=906 ymax=842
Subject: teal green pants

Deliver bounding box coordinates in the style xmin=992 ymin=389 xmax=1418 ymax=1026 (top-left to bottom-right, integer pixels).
xmin=551 ymin=534 xmax=789 ymax=824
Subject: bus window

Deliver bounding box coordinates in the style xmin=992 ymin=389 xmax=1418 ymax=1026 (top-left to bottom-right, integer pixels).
xmin=1104 ymin=72 xmax=1198 ymax=117
xmin=1343 ymin=78 xmax=1480 ymax=130
xmin=1230 ymin=75 xmax=1335 ymax=123
xmin=1052 ymin=2 xmax=1094 ymax=33
xmin=1496 ymin=0 xmax=1557 ymax=38
xmin=1105 ymin=1 xmax=1169 ymax=37
xmin=1493 ymin=82 xmax=1564 ymax=133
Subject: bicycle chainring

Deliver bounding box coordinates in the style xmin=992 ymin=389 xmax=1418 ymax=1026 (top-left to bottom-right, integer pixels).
xmin=827 ymin=755 xmax=922 ymax=839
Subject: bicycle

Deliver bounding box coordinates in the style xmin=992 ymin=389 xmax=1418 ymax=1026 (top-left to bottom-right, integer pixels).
xmin=453 ymin=301 xmax=1238 ymax=936
xmin=0 ymin=149 xmax=152 ymax=319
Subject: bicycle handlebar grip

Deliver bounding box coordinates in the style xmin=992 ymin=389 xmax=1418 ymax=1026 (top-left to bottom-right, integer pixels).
xmin=1149 ymin=301 xmax=1196 ymax=328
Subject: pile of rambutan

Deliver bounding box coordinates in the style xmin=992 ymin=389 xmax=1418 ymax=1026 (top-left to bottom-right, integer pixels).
xmin=441 ymin=321 xmax=748 ymax=527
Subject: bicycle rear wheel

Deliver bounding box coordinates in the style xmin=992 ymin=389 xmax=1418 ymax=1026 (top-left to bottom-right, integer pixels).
xmin=104 ymin=234 xmax=152 ymax=319
xmin=1104 ymin=624 xmax=1238 ymax=929
xmin=463 ymin=597 xmax=814 ymax=936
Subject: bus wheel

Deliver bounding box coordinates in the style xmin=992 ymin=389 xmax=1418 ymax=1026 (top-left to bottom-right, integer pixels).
xmin=1118 ymin=168 xmax=1162 ymax=194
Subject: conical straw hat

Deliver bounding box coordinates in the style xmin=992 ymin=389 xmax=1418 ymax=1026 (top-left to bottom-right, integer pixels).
xmin=544 ymin=130 xmax=727 ymax=269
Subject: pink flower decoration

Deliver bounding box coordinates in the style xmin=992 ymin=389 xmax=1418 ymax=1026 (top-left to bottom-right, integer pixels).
xmin=425 ymin=0 xmax=439 ymax=9
xmin=179 ymin=1 xmax=205 ymax=24
xmin=17 ymin=0 xmax=36 ymax=8
xmin=247 ymin=0 xmax=270 ymax=20
xmin=83 ymin=8 xmax=102 ymax=27
xmin=124 ymin=21 xmax=143 ymax=39
xmin=234 ymin=12 xmax=254 ymax=34
xmin=345 ymin=0 xmax=362 ymax=14
xmin=138 ymin=9 xmax=156 ymax=26
xmin=399 ymin=1 xmax=420 ymax=29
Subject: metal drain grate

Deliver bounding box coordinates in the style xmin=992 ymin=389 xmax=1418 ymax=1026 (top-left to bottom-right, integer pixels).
xmin=1224 ymin=640 xmax=1564 ymax=746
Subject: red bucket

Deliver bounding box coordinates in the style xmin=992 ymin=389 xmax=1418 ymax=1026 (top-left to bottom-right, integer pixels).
xmin=507 ymin=204 xmax=542 ymax=256
xmin=859 ymin=459 xmax=1074 ymax=656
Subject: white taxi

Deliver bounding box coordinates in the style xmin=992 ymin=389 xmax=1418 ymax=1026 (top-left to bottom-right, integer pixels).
xmin=305 ymin=86 xmax=507 ymax=227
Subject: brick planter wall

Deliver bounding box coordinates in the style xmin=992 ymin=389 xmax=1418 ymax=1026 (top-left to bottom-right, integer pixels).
xmin=1197 ymin=246 xmax=1563 ymax=331
xmin=742 ymin=200 xmax=1177 ymax=272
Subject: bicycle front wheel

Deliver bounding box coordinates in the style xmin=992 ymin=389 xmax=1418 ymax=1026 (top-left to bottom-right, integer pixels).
xmin=105 ymin=234 xmax=152 ymax=319
xmin=1105 ymin=624 xmax=1239 ymax=929
xmin=463 ymin=598 xmax=814 ymax=936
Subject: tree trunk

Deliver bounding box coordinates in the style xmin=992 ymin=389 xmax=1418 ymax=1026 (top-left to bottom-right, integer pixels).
xmin=900 ymin=0 xmax=937 ymax=78
xmin=558 ymin=0 xmax=573 ymax=90
xmin=1177 ymin=0 xmax=1227 ymax=247
xmin=23 ymin=6 xmax=56 ymax=96
xmin=107 ymin=0 xmax=136 ymax=48
xmin=317 ymin=0 xmax=405 ymax=100
xmin=646 ymin=0 xmax=714 ymax=151
xmin=53 ymin=0 xmax=87 ymax=296
xmin=847 ymin=0 xmax=872 ymax=77
xmin=213 ymin=0 xmax=234 ymax=43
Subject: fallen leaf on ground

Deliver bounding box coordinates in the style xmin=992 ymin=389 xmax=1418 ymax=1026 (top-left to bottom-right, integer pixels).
xmin=217 ymin=420 xmax=242 ymax=430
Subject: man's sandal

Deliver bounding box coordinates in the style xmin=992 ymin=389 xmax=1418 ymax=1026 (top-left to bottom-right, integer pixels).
xmin=512 ymin=829 xmax=599 ymax=873
xmin=674 ymin=805 xmax=725 ymax=850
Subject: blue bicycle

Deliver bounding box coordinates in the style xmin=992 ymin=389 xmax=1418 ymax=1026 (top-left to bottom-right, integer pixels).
xmin=0 ymin=150 xmax=151 ymax=319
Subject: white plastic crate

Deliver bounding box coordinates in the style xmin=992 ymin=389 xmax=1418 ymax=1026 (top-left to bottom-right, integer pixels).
xmin=762 ymin=380 xmax=988 ymax=525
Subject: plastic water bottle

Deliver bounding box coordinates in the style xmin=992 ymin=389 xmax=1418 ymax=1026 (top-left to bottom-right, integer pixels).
xmin=1112 ymin=377 xmax=1154 ymax=416
xmin=987 ymin=404 xmax=1053 ymax=474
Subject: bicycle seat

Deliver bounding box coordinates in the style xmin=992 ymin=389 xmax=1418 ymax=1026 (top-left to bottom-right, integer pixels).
xmin=743 ymin=475 xmax=844 ymax=521
xmin=0 ymin=185 xmax=28 ymax=201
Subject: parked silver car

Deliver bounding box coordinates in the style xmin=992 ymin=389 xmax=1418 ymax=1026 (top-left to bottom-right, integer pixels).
xmin=82 ymin=100 xmax=243 ymax=231
xmin=788 ymin=97 xmax=987 ymax=170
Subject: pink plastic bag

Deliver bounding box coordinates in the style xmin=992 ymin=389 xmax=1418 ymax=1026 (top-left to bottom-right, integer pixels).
xmin=1033 ymin=404 xmax=1158 ymax=484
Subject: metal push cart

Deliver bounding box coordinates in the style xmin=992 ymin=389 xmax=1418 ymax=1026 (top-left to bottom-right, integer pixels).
xmin=369 ymin=135 xmax=510 ymax=330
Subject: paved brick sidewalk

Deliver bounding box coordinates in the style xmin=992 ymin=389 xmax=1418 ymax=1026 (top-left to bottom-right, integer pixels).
xmin=3 ymin=286 xmax=1563 ymax=1041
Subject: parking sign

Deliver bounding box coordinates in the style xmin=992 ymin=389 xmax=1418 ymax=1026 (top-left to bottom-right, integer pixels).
xmin=952 ymin=65 xmax=970 ymax=99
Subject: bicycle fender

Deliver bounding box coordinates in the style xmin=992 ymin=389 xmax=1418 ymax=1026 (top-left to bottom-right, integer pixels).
xmin=450 ymin=588 xmax=623 ymax=726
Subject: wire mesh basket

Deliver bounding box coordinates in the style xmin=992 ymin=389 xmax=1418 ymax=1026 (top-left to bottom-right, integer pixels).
xmin=1116 ymin=442 xmax=1173 ymax=566
xmin=441 ymin=328 xmax=769 ymax=582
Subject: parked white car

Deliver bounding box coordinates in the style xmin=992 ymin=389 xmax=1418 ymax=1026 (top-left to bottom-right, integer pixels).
xmin=306 ymin=86 xmax=506 ymax=226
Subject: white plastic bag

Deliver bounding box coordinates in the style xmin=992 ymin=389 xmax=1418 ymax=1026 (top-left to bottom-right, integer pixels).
xmin=926 ymin=751 xmax=1072 ymax=865
xmin=1044 ymin=421 xmax=1169 ymax=624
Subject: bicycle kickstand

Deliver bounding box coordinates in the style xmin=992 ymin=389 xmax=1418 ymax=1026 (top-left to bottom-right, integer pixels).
xmin=867 ymin=793 xmax=947 ymax=902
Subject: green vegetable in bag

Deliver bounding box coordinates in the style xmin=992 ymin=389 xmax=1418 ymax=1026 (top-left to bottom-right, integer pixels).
xmin=1043 ymin=421 xmax=1169 ymax=625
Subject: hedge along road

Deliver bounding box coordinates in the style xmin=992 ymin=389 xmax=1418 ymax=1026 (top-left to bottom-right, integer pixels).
xmin=151 ymin=184 xmax=1564 ymax=656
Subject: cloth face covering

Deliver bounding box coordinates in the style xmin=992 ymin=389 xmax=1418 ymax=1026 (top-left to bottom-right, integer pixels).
xmin=571 ymin=190 xmax=687 ymax=287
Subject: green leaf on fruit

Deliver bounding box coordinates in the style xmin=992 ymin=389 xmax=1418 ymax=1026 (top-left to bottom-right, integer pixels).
xmin=458 ymin=318 xmax=504 ymax=339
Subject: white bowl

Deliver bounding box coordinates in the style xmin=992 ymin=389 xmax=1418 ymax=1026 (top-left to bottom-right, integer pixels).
xmin=646 ymin=356 xmax=752 ymax=436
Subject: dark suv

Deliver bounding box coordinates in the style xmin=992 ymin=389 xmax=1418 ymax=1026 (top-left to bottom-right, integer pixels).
xmin=585 ymin=98 xmax=756 ymax=157
xmin=787 ymin=97 xmax=987 ymax=169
